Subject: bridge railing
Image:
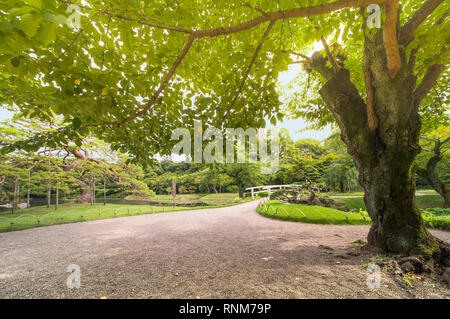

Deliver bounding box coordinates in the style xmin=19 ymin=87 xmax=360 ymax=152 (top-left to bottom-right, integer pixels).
xmin=246 ymin=184 xmax=302 ymax=200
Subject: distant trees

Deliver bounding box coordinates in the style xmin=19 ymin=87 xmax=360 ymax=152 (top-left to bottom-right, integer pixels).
xmin=223 ymin=163 xmax=264 ymax=198
xmin=140 ymin=130 xmax=363 ymax=195
xmin=266 ymin=130 xmax=358 ymax=193
xmin=8 ymin=116 xmax=446 ymax=206
xmin=323 ymin=156 xmax=359 ymax=193
xmin=0 ymin=119 xmax=152 ymax=208
xmin=295 ymin=139 xmax=325 ymax=157
xmin=321 ymin=132 xmax=360 ymax=193
xmin=0 ymin=155 xmax=29 ymax=213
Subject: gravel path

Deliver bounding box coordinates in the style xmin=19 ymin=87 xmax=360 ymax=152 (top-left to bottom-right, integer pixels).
xmin=0 ymin=201 xmax=449 ymax=299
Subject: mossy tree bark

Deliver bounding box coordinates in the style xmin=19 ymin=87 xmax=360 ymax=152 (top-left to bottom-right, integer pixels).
xmin=310 ymin=21 xmax=445 ymax=256
xmin=63 ymin=158 xmax=93 ymax=204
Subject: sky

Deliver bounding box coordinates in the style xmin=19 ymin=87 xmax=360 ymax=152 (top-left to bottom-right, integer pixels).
xmin=0 ymin=109 xmax=14 ymax=121
xmin=269 ymin=59 xmax=332 ymax=142
xmin=268 ymin=39 xmax=332 ymax=142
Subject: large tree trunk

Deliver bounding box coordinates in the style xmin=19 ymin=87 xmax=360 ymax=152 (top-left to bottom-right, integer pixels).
xmin=73 ymin=178 xmax=93 ymax=203
xmin=359 ymin=149 xmax=432 ymax=254
xmin=313 ymin=26 xmax=443 ymax=257
xmin=63 ymin=157 xmax=93 ymax=204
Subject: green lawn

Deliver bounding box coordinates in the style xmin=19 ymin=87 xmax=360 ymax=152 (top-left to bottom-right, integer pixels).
xmin=257 ymin=200 xmax=371 ymax=225
xmin=133 ymin=193 xmax=205 ymax=204
xmin=324 ymin=189 xmax=437 ymax=197
xmin=130 ymin=193 xmax=242 ymax=205
xmin=257 ymin=200 xmax=450 ymax=230
xmin=415 ymin=195 xmax=445 ymax=208
xmin=0 ymin=203 xmax=221 ymax=233
xmin=150 ymin=193 xmax=251 ymax=206
xmin=325 ymin=191 xmax=365 ymax=196
xmin=336 ymin=195 xmax=444 ymax=210
xmin=338 ymin=197 xmax=367 ymax=210
xmin=415 ymin=189 xmax=439 ymax=194
xmin=0 ymin=192 xmax=258 ymax=233
xmin=200 ymin=193 xmax=241 ymax=205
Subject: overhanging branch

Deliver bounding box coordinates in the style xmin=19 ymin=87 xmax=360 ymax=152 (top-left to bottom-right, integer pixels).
xmin=383 ymin=0 xmax=401 ymax=79
xmin=220 ymin=21 xmax=275 ymax=126
xmin=120 ymin=34 xmax=196 ymax=125
xmin=306 ymin=17 xmax=341 ymax=73
xmin=58 ymin=0 xmax=406 ymax=125
xmin=58 ymin=0 xmax=192 ymax=34
xmin=414 ymin=64 xmax=445 ymax=105
xmin=399 ymin=0 xmax=445 ymax=46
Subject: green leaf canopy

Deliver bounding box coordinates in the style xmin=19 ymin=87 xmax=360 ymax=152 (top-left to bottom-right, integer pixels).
xmin=0 ymin=0 xmax=448 ymax=163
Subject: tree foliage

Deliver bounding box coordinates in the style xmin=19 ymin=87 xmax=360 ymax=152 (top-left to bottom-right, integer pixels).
xmin=1 ymin=0 xmax=447 ymax=163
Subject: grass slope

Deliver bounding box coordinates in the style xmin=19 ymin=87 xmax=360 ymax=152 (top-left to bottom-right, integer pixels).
xmin=257 ymin=200 xmax=371 ymax=225
xmin=128 ymin=193 xmax=241 ymax=205
xmin=200 ymin=193 xmax=241 ymax=205
xmin=336 ymin=195 xmax=444 ymax=210
xmin=325 ymin=189 xmax=437 ymax=197
xmin=257 ymin=200 xmax=450 ymax=229
xmin=0 ymin=203 xmax=218 ymax=233
xmin=0 ymin=193 xmax=256 ymax=233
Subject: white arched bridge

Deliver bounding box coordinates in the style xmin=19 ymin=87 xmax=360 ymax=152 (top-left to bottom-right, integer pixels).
xmin=246 ymin=184 xmax=302 ymax=200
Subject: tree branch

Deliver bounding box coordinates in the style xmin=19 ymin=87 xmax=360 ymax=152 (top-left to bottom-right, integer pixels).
xmin=289 ymin=61 xmax=309 ymax=64
xmin=364 ymin=54 xmax=378 ymax=133
xmin=120 ymin=34 xmax=196 ymax=125
xmin=219 ymin=21 xmax=275 ymax=126
xmin=70 ymin=0 xmax=405 ymax=124
xmin=399 ymin=0 xmax=445 ymax=45
xmin=242 ymin=2 xmax=267 ymax=15
xmin=306 ymin=17 xmax=341 ymax=73
xmin=283 ymin=51 xmax=312 ymax=61
xmin=319 ymin=68 xmax=370 ymax=159
xmin=414 ymin=64 xmax=445 ymax=105
xmin=51 ymin=28 xmax=85 ymax=66
xmin=58 ymin=0 xmax=192 ymax=34
xmin=321 ymin=36 xmax=341 ymax=72
xmin=310 ymin=51 xmax=335 ymax=81
xmin=194 ymin=0 xmax=379 ymax=38
xmin=383 ymin=0 xmax=401 ymax=79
